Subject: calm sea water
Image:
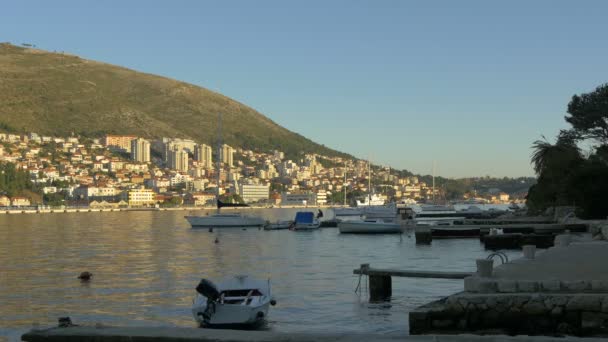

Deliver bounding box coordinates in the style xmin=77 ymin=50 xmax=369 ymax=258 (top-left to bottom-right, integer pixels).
xmin=0 ymin=208 xmax=521 ymax=340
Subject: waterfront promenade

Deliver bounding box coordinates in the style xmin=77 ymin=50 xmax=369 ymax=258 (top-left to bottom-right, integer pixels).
xmin=21 ymin=325 xmax=608 ymax=342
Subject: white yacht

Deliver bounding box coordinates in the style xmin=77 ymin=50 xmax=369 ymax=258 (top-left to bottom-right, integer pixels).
xmin=338 ymin=219 xmax=402 ymax=234
xmin=356 ymin=194 xmax=386 ymax=206
xmin=192 ymin=275 xmax=275 ymax=328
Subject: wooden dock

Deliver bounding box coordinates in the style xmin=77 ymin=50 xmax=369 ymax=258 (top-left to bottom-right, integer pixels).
xmin=353 ymin=264 xmax=472 ymax=301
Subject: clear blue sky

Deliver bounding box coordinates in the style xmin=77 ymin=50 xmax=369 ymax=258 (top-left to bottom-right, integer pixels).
xmin=2 ymin=1 xmax=607 ymax=177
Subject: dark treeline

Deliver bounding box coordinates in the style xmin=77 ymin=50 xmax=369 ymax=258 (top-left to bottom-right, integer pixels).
xmin=0 ymin=162 xmax=34 ymax=197
xmin=527 ymin=84 xmax=608 ymax=219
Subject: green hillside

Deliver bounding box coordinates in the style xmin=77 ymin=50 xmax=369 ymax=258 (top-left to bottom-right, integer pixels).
xmin=0 ymin=43 xmax=349 ymax=158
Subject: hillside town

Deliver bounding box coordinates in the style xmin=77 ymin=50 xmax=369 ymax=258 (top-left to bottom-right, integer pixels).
xmin=0 ymin=132 xmax=520 ymax=208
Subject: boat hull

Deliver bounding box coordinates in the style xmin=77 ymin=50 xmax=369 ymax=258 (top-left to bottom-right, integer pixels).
xmin=193 ymin=300 xmax=270 ymax=327
xmin=338 ymin=221 xmax=402 ymax=234
xmin=185 ymin=215 xmax=265 ymax=228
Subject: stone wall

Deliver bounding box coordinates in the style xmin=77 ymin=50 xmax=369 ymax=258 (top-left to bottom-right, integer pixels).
xmin=464 ymin=277 xmax=608 ymax=294
xmin=410 ymin=293 xmax=608 ymax=336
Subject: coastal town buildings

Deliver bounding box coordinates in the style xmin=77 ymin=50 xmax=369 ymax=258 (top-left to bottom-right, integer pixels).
xmin=0 ymin=131 xmax=525 ymax=208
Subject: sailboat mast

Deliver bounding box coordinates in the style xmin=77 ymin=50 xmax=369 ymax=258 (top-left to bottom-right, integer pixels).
xmin=368 ymin=161 xmax=371 ymax=206
xmin=216 ymin=113 xmax=222 ymax=213
xmin=432 ymin=161 xmax=436 ymax=203
xmin=344 ymin=161 xmax=347 ymax=206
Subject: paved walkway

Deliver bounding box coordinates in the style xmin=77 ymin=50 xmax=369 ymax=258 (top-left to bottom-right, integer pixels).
xmin=20 ymin=326 xmax=608 ymax=342
xmin=493 ymin=240 xmax=608 ymax=281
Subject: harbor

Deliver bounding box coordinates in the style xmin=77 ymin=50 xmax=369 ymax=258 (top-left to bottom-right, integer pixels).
xmin=0 ymin=208 xmax=522 ymax=339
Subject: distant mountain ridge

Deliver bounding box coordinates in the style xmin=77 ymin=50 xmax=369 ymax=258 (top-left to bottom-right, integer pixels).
xmin=0 ymin=43 xmax=350 ymax=159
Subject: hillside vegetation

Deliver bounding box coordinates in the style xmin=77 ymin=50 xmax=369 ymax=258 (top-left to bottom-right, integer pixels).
xmin=0 ymin=43 xmax=348 ymax=158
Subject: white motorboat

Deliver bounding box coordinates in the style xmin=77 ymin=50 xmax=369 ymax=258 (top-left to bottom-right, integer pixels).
xmin=338 ymin=219 xmax=402 ymax=234
xmin=185 ymin=213 xmax=266 ymax=228
xmin=291 ymin=211 xmax=320 ymax=231
xmin=263 ymin=220 xmax=294 ymax=230
xmin=192 ymin=275 xmax=276 ymax=328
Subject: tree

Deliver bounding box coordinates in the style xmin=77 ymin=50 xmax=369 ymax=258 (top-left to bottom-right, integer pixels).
xmin=527 ymin=83 xmax=608 ymax=218
xmin=530 ymin=132 xmax=582 ymax=175
xmin=565 ymin=83 xmax=608 ymax=144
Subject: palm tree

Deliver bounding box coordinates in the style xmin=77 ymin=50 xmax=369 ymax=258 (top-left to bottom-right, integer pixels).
xmin=531 ymin=132 xmax=582 ymax=175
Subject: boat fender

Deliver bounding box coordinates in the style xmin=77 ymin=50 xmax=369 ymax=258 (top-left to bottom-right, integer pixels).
xmin=270 ymin=299 xmax=277 ymax=306
xmin=256 ymin=311 xmax=265 ymax=319
xmin=195 ymin=279 xmax=220 ymax=301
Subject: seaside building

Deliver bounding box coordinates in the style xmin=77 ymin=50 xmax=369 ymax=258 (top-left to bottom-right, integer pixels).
xmin=130 ymin=138 xmax=150 ymax=163
xmin=103 ymin=135 xmax=138 ymax=153
xmin=121 ymin=188 xmax=156 ymax=207
xmin=194 ymin=144 xmax=213 ymax=168
xmin=221 ymin=144 xmax=234 ymax=168
xmin=238 ymin=184 xmax=270 ymax=204
xmin=281 ymin=192 xmax=315 ymax=206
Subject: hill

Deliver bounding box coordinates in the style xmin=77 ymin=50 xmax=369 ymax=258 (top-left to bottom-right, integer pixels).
xmin=0 ymin=43 xmax=349 ymax=159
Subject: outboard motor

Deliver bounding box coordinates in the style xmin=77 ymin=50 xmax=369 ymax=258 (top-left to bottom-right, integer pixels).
xmin=195 ymin=279 xmax=220 ymax=302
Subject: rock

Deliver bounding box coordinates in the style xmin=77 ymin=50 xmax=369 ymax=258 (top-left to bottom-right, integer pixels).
xmin=581 ymin=312 xmax=608 ymax=331
xmin=602 ymin=296 xmax=608 ymax=313
xmin=512 ymin=295 xmax=531 ymax=307
xmin=566 ymin=295 xmax=602 ymax=312
xmin=546 ymin=295 xmax=569 ymax=307
xmin=557 ymin=322 xmax=576 ymax=335
xmin=523 ymin=300 xmax=547 ymax=315
xmin=550 ymin=306 xmax=563 ymax=316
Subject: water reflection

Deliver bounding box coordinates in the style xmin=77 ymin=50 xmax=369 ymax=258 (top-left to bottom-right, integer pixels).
xmin=0 ymin=209 xmax=521 ymax=338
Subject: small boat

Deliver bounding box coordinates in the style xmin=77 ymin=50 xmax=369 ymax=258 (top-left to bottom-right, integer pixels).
xmin=291 ymin=211 xmax=320 ymax=231
xmin=192 ymin=275 xmax=276 ymax=328
xmin=263 ymin=220 xmax=293 ymax=230
xmin=338 ymin=219 xmax=402 ymax=234
xmin=185 ymin=213 xmax=266 ymax=228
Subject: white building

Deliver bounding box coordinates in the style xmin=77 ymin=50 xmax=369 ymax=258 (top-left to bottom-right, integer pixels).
xmin=168 ymin=148 xmax=189 ymax=172
xmin=194 ymin=144 xmax=213 ymax=168
xmin=281 ymin=192 xmax=315 ymax=206
xmin=130 ymin=138 xmax=150 ymax=163
xmin=239 ymin=184 xmax=269 ymax=204
xmin=221 ymin=144 xmax=234 ymax=168
xmin=122 ymin=188 xmax=156 ymax=207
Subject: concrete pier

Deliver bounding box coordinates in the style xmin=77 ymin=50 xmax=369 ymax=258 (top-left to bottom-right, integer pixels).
xmin=354 ymin=264 xmax=472 ymax=301
xmin=409 ymin=237 xmax=608 ymax=336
